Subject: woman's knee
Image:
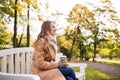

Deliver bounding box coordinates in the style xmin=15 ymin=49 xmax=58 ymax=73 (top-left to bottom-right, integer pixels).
xmin=66 ymin=76 xmax=74 ymax=80
xmin=66 ymin=67 xmax=74 ymax=72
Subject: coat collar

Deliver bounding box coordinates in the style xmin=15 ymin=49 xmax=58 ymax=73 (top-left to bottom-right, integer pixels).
xmin=50 ymin=39 xmax=57 ymax=53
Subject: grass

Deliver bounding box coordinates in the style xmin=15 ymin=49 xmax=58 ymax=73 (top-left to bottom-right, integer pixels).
xmin=89 ymin=57 xmax=120 ymax=66
xmin=86 ymin=58 xmax=120 ymax=80
xmin=99 ymin=59 xmax=120 ymax=66
xmin=72 ymin=66 xmax=115 ymax=80
xmin=70 ymin=58 xmax=120 ymax=80
xmin=85 ymin=66 xmax=115 ymax=80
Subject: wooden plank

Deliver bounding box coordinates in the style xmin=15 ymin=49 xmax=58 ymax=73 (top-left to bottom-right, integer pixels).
xmin=21 ymin=53 xmax=25 ymax=74
xmin=15 ymin=53 xmax=20 ymax=73
xmin=2 ymin=56 xmax=6 ymax=72
xmin=0 ymin=47 xmax=34 ymax=57
xmin=8 ymin=54 xmax=14 ymax=73
xmin=26 ymin=52 xmax=30 ymax=74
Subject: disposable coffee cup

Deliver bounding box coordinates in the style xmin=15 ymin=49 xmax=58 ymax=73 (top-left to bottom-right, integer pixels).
xmin=60 ymin=56 xmax=66 ymax=61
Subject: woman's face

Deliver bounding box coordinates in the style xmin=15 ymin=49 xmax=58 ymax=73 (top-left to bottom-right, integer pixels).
xmin=49 ymin=22 xmax=57 ymax=36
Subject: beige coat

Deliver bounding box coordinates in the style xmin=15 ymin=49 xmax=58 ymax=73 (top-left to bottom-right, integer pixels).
xmin=31 ymin=38 xmax=65 ymax=80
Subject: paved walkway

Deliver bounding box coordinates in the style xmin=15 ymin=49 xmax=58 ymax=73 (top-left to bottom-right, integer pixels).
xmin=83 ymin=61 xmax=120 ymax=77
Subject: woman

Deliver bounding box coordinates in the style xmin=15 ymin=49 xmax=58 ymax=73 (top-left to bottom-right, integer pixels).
xmin=31 ymin=21 xmax=78 ymax=80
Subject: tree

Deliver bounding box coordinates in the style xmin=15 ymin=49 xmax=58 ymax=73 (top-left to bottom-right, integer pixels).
xmin=0 ymin=20 xmax=11 ymax=49
xmin=0 ymin=0 xmax=15 ymax=47
xmin=57 ymin=32 xmax=73 ymax=60
xmin=67 ymin=4 xmax=95 ymax=60
xmin=88 ymin=0 xmax=120 ymax=60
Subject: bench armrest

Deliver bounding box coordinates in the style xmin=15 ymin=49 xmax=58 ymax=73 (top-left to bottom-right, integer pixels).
xmin=69 ymin=63 xmax=87 ymax=73
xmin=69 ymin=63 xmax=87 ymax=80
xmin=0 ymin=72 xmax=40 ymax=80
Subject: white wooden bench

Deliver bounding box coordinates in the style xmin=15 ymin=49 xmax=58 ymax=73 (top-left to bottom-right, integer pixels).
xmin=0 ymin=47 xmax=87 ymax=80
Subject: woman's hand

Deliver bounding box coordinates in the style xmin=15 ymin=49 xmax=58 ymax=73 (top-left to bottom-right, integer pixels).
xmin=58 ymin=60 xmax=69 ymax=68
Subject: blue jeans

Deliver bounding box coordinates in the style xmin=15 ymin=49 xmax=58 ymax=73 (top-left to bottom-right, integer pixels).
xmin=58 ymin=67 xmax=77 ymax=80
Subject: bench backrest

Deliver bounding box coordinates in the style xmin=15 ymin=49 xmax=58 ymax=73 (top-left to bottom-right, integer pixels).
xmin=0 ymin=47 xmax=87 ymax=80
xmin=0 ymin=47 xmax=65 ymax=74
xmin=0 ymin=47 xmax=34 ymax=74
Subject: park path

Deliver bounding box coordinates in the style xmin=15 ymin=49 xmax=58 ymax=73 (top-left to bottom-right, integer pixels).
xmin=83 ymin=61 xmax=120 ymax=77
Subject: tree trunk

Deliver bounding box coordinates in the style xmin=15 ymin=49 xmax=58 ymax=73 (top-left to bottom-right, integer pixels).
xmin=13 ymin=0 xmax=18 ymax=48
xmin=26 ymin=2 xmax=30 ymax=47
xmin=93 ymin=27 xmax=98 ymax=61
xmin=79 ymin=42 xmax=84 ymax=60
xmin=93 ymin=41 xmax=97 ymax=61
xmin=18 ymin=33 xmax=23 ymax=47
xmin=68 ymin=36 xmax=76 ymax=61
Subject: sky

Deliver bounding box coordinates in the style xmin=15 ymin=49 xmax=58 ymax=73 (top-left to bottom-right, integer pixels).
xmin=8 ymin=0 xmax=120 ymax=39
xmin=48 ymin=0 xmax=120 ymax=15
xmin=44 ymin=0 xmax=120 ymax=36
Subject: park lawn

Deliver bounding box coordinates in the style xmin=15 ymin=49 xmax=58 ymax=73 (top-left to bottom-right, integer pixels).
xmin=100 ymin=59 xmax=120 ymax=66
xmin=72 ymin=66 xmax=115 ymax=80
xmin=85 ymin=66 xmax=115 ymax=80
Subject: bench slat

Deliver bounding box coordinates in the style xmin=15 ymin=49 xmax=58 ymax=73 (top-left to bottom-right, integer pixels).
xmin=15 ymin=53 xmax=20 ymax=73
xmin=8 ymin=54 xmax=14 ymax=73
xmin=21 ymin=53 xmax=25 ymax=74
xmin=2 ymin=56 xmax=6 ymax=72
xmin=26 ymin=52 xmax=30 ymax=74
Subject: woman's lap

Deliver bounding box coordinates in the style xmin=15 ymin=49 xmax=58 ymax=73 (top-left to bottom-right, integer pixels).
xmin=58 ymin=67 xmax=76 ymax=80
xmin=66 ymin=76 xmax=74 ymax=80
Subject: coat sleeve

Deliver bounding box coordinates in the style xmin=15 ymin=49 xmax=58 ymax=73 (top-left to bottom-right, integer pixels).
xmin=32 ymin=38 xmax=58 ymax=70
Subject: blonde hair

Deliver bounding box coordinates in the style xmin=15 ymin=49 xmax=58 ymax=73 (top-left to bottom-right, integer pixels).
xmin=34 ymin=21 xmax=55 ymax=45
